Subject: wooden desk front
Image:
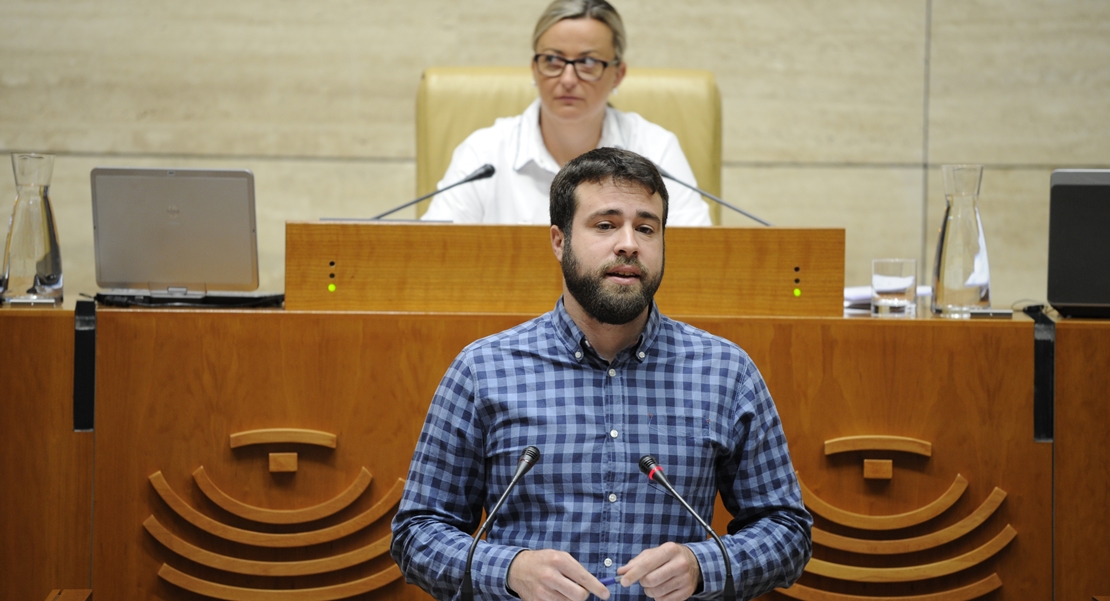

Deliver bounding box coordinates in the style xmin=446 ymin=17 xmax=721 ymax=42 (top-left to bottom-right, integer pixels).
xmin=1056 ymin=320 xmax=1110 ymax=601
xmin=284 ymin=223 xmax=845 ymax=317
xmin=91 ymin=311 xmax=1045 ymax=600
xmin=0 ymin=310 xmax=91 ymax=601
xmin=5 ymin=310 xmax=1110 ymax=600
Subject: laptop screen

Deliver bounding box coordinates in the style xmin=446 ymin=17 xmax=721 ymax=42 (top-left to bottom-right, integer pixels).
xmin=91 ymin=167 xmax=259 ymax=294
xmin=1048 ymin=169 xmax=1110 ymax=317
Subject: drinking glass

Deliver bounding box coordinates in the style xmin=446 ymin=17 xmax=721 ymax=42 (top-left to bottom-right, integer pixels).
xmin=872 ymin=258 xmax=917 ymax=317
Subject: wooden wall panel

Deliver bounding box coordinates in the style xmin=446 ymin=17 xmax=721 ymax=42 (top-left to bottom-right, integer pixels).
xmin=0 ymin=310 xmax=92 ymax=601
xmin=91 ymin=309 xmax=525 ymax=600
xmin=90 ymin=310 xmax=1050 ymax=600
xmin=687 ymin=318 xmax=1050 ymax=599
xmin=4 ymin=307 xmax=1102 ymax=600
xmin=1054 ymin=320 xmax=1110 ymax=601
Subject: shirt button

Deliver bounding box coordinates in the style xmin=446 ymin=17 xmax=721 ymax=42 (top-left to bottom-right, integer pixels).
xmin=604 ymin=558 xmax=613 ymax=567
xmin=575 ymin=351 xmax=582 ymax=359
xmin=608 ymin=368 xmax=616 ymax=377
xmin=638 ymin=351 xmax=646 ymax=359
xmin=609 ymin=429 xmax=618 ymax=439
xmin=608 ymin=493 xmax=617 ymax=502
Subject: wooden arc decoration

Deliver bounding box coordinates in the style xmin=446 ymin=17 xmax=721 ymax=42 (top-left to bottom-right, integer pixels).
xmin=193 ymin=466 xmax=372 ymax=524
xmin=804 ymin=525 xmax=1016 ymax=582
xmin=158 ymin=562 xmax=402 ymax=601
xmin=148 ymin=471 xmax=404 ymax=547
xmin=776 ymin=573 xmax=1001 ymax=601
xmin=230 ymin=428 xmax=338 ymax=449
xmin=824 ymin=435 xmax=933 ymax=457
xmin=143 ymin=516 xmax=390 ymax=576
xmin=813 ymin=487 xmax=1007 ymax=554
xmin=44 ymin=591 xmax=93 ymax=601
xmin=798 ymin=473 xmax=968 ymax=531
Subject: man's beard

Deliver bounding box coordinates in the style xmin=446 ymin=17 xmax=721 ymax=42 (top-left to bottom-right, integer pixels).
xmin=562 ymin=239 xmax=663 ymax=325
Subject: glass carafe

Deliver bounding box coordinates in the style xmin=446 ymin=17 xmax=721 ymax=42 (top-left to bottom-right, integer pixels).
xmin=2 ymin=153 xmax=63 ymax=306
xmin=932 ymin=164 xmax=989 ymax=318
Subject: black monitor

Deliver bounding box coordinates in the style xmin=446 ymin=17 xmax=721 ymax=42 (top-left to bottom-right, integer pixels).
xmin=1048 ymin=169 xmax=1110 ymax=318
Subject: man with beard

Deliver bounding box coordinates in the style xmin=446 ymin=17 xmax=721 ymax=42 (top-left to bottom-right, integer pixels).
xmin=391 ymin=148 xmax=811 ymax=601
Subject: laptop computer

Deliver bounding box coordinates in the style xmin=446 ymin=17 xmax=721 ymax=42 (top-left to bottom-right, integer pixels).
xmin=1048 ymin=169 xmax=1110 ymax=318
xmin=90 ymin=167 xmax=282 ymax=308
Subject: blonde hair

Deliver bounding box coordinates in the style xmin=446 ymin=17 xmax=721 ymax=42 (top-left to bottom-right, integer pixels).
xmin=532 ymin=0 xmax=626 ymax=62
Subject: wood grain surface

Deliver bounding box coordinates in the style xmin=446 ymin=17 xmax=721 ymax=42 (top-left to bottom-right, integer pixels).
xmin=811 ymin=487 xmax=1007 ymax=555
xmin=91 ymin=310 xmax=528 ymax=600
xmin=142 ymin=515 xmax=392 ymax=576
xmin=824 ymin=435 xmax=932 ymax=457
xmin=192 ymin=465 xmax=372 ymax=524
xmin=84 ymin=310 xmax=1051 ymax=600
xmin=1054 ymin=320 xmax=1110 ymax=601
xmin=284 ymin=223 xmax=845 ymax=317
xmin=0 ymin=310 xmax=92 ymax=601
xmin=42 ymin=591 xmax=92 ymax=601
xmin=862 ymin=459 xmax=893 ymax=480
xmin=148 ymin=471 xmax=405 ymax=548
xmin=799 ymin=474 xmax=969 ymax=530
xmin=10 ymin=309 xmax=1107 ymax=600
xmin=777 ymin=573 xmax=1002 ymax=601
xmin=803 ymin=525 xmax=1016 ymax=583
xmin=231 ymin=428 xmax=338 ymax=449
xmin=688 ymin=317 xmax=1049 ymax=599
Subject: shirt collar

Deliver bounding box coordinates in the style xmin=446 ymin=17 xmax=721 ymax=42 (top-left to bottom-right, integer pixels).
xmin=514 ymin=99 xmax=629 ymax=174
xmin=598 ymin=103 xmax=628 ymax=150
xmin=550 ymin=297 xmax=661 ymax=364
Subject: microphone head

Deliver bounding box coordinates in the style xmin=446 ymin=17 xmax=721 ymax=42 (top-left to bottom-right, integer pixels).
xmin=474 ymin=164 xmax=495 ymax=180
xmin=520 ymin=445 xmax=541 ymax=466
xmin=510 ymin=446 xmax=541 ymax=481
xmin=639 ymin=455 xmax=659 ymax=477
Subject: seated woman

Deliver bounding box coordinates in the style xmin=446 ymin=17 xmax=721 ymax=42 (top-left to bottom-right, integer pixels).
xmin=421 ymin=0 xmax=712 ymax=226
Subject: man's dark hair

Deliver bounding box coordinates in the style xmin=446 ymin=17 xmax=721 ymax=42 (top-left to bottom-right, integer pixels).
xmin=549 ymin=147 xmax=670 ymax=235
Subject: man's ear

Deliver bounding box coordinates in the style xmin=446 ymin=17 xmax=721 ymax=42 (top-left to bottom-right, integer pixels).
xmin=551 ymin=225 xmax=565 ymax=262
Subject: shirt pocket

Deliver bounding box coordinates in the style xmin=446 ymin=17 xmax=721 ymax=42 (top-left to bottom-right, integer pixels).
xmin=647 ymin=412 xmax=710 ymax=444
xmin=642 ymin=412 xmax=719 ymax=505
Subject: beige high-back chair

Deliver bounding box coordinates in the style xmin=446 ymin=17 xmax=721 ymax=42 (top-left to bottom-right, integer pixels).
xmin=415 ymin=66 xmax=722 ymax=223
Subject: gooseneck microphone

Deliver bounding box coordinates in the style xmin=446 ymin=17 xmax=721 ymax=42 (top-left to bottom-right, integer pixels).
xmin=370 ymin=163 xmax=495 ymax=220
xmin=461 ymin=446 xmax=542 ymax=601
xmin=639 ymin=455 xmax=735 ymax=601
xmin=656 ymin=166 xmax=772 ymax=227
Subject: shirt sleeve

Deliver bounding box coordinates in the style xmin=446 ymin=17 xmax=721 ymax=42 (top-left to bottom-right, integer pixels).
xmin=390 ymin=352 xmax=527 ymax=601
xmin=685 ymin=359 xmax=813 ymax=600
xmin=421 ymin=135 xmax=492 ymax=224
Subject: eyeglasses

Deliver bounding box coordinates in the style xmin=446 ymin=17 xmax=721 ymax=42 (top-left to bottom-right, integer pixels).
xmin=533 ymin=53 xmax=619 ymax=82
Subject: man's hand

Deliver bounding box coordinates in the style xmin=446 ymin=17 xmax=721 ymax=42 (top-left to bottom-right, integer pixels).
xmin=507 ymin=549 xmax=611 ymax=601
xmin=615 ymin=542 xmax=701 ymax=601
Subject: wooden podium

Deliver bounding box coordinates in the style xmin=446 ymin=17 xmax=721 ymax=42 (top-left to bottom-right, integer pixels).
xmin=284 ymin=222 xmax=845 ymax=317
xmin=59 ymin=311 xmax=1055 ymax=600
xmin=6 ymin=222 xmax=1110 ymax=601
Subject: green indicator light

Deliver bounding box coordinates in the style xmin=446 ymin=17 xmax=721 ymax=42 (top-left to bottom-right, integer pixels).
xmin=328 ymin=283 xmax=337 ymax=292
xmin=793 ymin=288 xmax=801 ymax=297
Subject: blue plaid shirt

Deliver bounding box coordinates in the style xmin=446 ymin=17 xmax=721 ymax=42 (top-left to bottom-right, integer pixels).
xmin=391 ymin=300 xmax=811 ymax=601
